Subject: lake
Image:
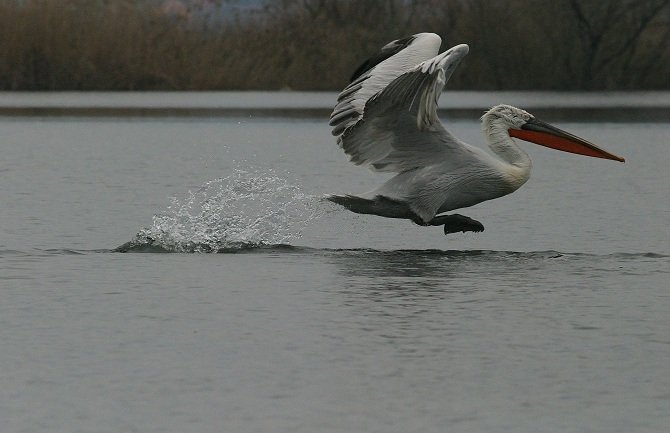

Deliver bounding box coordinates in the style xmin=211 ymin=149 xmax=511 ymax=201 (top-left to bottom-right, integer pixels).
xmin=1 ymin=92 xmax=669 ymax=433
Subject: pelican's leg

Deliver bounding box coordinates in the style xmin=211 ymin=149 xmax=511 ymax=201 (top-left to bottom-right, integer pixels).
xmin=427 ymin=214 xmax=485 ymax=234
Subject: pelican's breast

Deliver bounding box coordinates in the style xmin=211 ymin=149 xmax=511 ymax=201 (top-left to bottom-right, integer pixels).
xmin=432 ymin=155 xmax=528 ymax=214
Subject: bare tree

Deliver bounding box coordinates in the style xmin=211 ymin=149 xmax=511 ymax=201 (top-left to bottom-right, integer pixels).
xmin=563 ymin=0 xmax=670 ymax=88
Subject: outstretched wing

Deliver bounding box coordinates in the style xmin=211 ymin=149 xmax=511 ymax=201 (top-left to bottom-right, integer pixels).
xmin=330 ymin=33 xmax=442 ymax=137
xmin=330 ymin=41 xmax=470 ymax=173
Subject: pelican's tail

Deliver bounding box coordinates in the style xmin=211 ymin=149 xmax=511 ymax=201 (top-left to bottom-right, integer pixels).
xmin=325 ymin=194 xmax=419 ymax=222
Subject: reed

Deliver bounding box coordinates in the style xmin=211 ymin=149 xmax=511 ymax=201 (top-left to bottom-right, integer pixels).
xmin=0 ymin=0 xmax=668 ymax=90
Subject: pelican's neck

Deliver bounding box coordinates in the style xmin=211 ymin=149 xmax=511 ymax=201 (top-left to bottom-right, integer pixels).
xmin=482 ymin=116 xmax=532 ymax=188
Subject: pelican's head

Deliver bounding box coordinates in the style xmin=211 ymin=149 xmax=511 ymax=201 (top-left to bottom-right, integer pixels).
xmin=483 ymin=104 xmax=625 ymax=163
xmin=483 ymin=104 xmax=533 ymax=129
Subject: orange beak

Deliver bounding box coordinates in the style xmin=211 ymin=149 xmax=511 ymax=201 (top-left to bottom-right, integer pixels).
xmin=509 ymin=118 xmax=625 ymax=163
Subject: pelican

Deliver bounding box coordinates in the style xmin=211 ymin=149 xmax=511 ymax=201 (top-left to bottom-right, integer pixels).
xmin=327 ymin=33 xmax=625 ymax=234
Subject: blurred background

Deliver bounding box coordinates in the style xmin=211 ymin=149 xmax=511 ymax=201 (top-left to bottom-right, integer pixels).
xmin=1 ymin=0 xmax=669 ymax=91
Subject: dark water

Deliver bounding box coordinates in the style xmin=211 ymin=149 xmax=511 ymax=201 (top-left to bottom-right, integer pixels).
xmin=1 ymin=94 xmax=669 ymax=432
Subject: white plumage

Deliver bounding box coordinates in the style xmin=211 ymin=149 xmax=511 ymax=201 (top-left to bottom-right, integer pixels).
xmin=327 ymin=33 xmax=625 ymax=234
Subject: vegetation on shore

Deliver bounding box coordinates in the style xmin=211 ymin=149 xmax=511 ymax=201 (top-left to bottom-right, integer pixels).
xmin=1 ymin=0 xmax=669 ymax=91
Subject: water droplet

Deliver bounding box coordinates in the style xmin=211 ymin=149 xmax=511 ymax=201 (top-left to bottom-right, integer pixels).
xmin=123 ymin=168 xmax=324 ymax=252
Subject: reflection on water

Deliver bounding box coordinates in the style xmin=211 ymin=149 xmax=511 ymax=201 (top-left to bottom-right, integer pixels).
xmin=322 ymin=248 xmax=670 ymax=332
xmin=327 ymin=249 xmax=562 ymax=279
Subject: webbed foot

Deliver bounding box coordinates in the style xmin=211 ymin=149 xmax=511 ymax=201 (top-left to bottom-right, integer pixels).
xmin=427 ymin=214 xmax=485 ymax=234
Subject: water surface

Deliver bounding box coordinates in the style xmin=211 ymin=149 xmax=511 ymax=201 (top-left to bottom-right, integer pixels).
xmin=1 ymin=92 xmax=669 ymax=433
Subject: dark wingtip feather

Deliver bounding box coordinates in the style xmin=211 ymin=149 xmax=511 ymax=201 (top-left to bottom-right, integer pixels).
xmin=349 ymin=35 xmax=416 ymax=82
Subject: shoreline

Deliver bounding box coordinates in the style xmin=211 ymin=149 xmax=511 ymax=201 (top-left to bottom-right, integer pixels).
xmin=1 ymin=91 xmax=669 ymax=121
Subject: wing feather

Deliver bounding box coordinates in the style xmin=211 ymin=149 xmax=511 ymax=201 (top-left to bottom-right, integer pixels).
xmin=330 ymin=41 xmax=470 ymax=173
xmin=349 ymin=35 xmax=418 ymax=82
xmin=329 ymin=33 xmax=442 ymax=139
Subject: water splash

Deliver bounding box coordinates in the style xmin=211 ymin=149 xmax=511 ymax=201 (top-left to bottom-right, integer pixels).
xmin=118 ymin=169 xmax=324 ymax=252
